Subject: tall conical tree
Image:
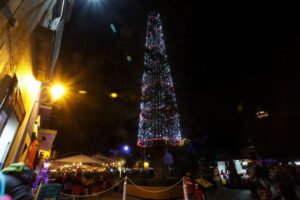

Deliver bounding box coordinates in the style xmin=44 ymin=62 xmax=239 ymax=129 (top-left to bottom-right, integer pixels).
xmin=137 ymin=11 xmax=182 ymax=179
xmin=137 ymin=11 xmax=182 ymax=148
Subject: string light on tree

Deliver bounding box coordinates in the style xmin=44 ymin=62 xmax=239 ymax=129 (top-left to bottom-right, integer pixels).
xmin=137 ymin=11 xmax=182 ymax=148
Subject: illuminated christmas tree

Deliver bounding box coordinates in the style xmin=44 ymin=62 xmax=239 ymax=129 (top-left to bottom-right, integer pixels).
xmin=137 ymin=11 xmax=182 ymax=148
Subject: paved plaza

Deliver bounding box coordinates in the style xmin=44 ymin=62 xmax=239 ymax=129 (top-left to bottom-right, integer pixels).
xmin=60 ymin=187 xmax=300 ymax=200
xmin=60 ymin=190 xmax=251 ymax=200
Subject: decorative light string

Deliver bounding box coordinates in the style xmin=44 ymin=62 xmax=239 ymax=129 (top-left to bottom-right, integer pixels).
xmin=137 ymin=11 xmax=182 ymax=148
xmin=32 ymin=161 xmax=50 ymax=189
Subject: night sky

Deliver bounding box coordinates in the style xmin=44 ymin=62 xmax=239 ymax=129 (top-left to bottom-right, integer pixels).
xmin=53 ymin=0 xmax=300 ymax=159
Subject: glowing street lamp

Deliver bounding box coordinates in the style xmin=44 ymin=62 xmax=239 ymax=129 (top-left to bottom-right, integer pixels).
xmin=38 ymin=83 xmax=67 ymax=104
xmin=123 ymin=145 xmax=129 ymax=152
xmin=120 ymin=144 xmax=130 ymax=155
xmin=110 ymin=92 xmax=118 ymax=99
xmin=49 ymin=84 xmax=66 ymax=101
xmin=143 ymin=161 xmax=149 ymax=169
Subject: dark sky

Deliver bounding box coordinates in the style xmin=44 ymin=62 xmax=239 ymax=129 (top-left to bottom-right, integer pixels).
xmin=53 ymin=0 xmax=300 ymax=159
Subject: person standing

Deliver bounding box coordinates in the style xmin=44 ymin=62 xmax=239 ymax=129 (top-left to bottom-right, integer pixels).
xmin=220 ymin=170 xmax=228 ymax=185
xmin=212 ymin=166 xmax=222 ymax=195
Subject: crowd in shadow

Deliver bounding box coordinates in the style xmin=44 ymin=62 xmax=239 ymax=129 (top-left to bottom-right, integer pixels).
xmin=188 ymin=161 xmax=300 ymax=200
xmin=50 ymin=170 xmax=117 ymax=195
xmin=247 ymin=162 xmax=299 ymax=200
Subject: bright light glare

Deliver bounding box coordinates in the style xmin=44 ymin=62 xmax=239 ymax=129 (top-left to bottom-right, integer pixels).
xmin=44 ymin=162 xmax=51 ymax=168
xmin=110 ymin=92 xmax=118 ymax=98
xmin=78 ymin=90 xmax=87 ymax=94
xmin=50 ymin=84 xmax=65 ymax=101
xmin=21 ymin=75 xmax=41 ymax=97
xmin=144 ymin=161 xmax=149 ymax=169
xmin=123 ymin=145 xmax=129 ymax=151
xmin=126 ymin=56 xmax=132 ymax=62
xmin=110 ymin=24 xmax=117 ymax=33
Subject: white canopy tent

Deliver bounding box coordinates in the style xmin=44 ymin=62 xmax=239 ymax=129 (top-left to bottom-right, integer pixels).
xmin=92 ymin=153 xmax=117 ymax=164
xmin=53 ymin=154 xmax=102 ymax=164
xmin=50 ymin=154 xmax=108 ymax=173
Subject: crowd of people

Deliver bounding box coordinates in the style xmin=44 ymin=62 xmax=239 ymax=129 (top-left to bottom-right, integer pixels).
xmin=186 ymin=161 xmax=300 ymax=200
xmin=1 ymin=161 xmax=300 ymax=200
xmin=247 ymin=162 xmax=299 ymax=200
xmin=0 ymin=162 xmax=119 ymax=199
xmin=50 ymin=169 xmax=117 ymax=195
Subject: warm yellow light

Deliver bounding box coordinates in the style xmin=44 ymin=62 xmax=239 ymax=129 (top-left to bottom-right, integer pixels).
xmin=50 ymin=84 xmax=66 ymax=101
xmin=21 ymin=75 xmax=41 ymax=97
xmin=144 ymin=161 xmax=149 ymax=169
xmin=110 ymin=92 xmax=118 ymax=98
xmin=78 ymin=90 xmax=87 ymax=94
xmin=242 ymin=161 xmax=248 ymax=166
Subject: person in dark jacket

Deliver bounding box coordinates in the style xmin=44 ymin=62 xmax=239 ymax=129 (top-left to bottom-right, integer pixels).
xmin=1 ymin=163 xmax=35 ymax=200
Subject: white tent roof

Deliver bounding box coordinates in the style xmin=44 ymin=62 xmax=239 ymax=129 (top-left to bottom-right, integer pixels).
xmin=53 ymin=154 xmax=102 ymax=164
xmin=92 ymin=154 xmax=117 ymax=164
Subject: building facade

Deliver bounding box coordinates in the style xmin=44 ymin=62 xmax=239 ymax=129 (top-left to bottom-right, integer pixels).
xmin=0 ymin=0 xmax=73 ymax=168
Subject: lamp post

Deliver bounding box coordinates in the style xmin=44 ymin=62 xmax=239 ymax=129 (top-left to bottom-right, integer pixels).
xmin=38 ymin=83 xmax=66 ymax=105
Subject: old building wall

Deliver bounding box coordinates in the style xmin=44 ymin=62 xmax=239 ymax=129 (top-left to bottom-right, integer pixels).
xmin=0 ymin=0 xmax=71 ymax=167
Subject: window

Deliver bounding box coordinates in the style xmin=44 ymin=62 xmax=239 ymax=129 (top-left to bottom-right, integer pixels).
xmin=0 ymin=113 xmax=19 ymax=168
xmin=0 ymin=110 xmax=8 ymax=135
